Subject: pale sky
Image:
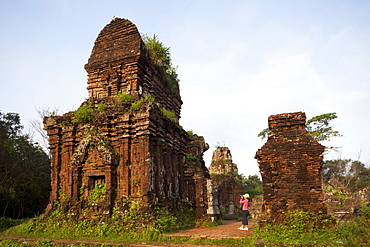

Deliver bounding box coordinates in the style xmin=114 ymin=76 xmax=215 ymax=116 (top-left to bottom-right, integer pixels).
xmin=1 ymin=0 xmax=369 ymax=176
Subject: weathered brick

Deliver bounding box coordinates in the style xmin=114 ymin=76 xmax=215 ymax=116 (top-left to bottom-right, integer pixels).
xmin=255 ymin=112 xmax=327 ymax=223
xmin=44 ymin=18 xmax=210 ymax=219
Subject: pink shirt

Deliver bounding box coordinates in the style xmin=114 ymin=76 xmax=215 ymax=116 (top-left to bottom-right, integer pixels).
xmin=240 ymin=198 xmax=249 ymax=210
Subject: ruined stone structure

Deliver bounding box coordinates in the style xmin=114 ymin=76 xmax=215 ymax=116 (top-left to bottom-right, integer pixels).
xmin=250 ymin=176 xmax=370 ymax=221
xmin=209 ymin=147 xmax=241 ymax=219
xmin=248 ymin=197 xmax=263 ymax=219
xmin=209 ymin=147 xmax=238 ymax=175
xmin=44 ymin=18 xmax=210 ymax=218
xmin=324 ymin=178 xmax=370 ymax=221
xmin=255 ymin=112 xmax=327 ymax=222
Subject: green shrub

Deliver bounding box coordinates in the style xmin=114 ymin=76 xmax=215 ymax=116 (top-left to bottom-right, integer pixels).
xmin=88 ymin=184 xmax=106 ymax=204
xmin=73 ymin=102 xmax=95 ymax=123
xmin=257 ymin=210 xmax=339 ymax=245
xmin=142 ymin=34 xmax=180 ymax=96
xmin=117 ymin=91 xmax=133 ymax=103
xmin=0 ymin=239 xmax=25 ymax=247
xmin=337 ymin=204 xmax=370 ymax=246
xmin=131 ymin=94 xmax=155 ymax=111
xmin=131 ymin=100 xmax=143 ymax=111
xmin=161 ymin=108 xmax=178 ymax=123
xmin=0 ymin=218 xmax=27 ymax=232
xmin=97 ymin=103 xmax=107 ymax=111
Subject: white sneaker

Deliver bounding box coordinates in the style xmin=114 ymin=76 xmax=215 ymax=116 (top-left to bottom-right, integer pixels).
xmin=238 ymin=226 xmax=244 ymax=230
xmin=243 ymin=227 xmax=249 ymax=230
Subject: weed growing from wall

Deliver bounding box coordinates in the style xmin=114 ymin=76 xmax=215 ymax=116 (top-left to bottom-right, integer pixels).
xmin=87 ymin=184 xmax=106 ymax=204
xmin=97 ymin=103 xmax=107 ymax=112
xmin=142 ymin=34 xmax=180 ymax=97
xmin=72 ymin=102 xmax=95 ymax=123
xmin=131 ymin=94 xmax=155 ymax=111
xmin=117 ymin=91 xmax=133 ymax=103
xmin=161 ymin=108 xmax=178 ymax=123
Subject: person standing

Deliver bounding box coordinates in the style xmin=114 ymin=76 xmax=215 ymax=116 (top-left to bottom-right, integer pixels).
xmin=238 ymin=193 xmax=249 ymax=230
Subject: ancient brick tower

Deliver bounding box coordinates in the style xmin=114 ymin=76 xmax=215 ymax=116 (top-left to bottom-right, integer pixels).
xmin=255 ymin=112 xmax=327 ymax=222
xmin=44 ymin=18 xmax=210 ymax=217
xmin=208 ymin=147 xmax=241 ymax=219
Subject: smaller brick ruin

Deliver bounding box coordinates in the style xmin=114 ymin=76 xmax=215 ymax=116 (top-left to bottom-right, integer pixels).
xmin=255 ymin=112 xmax=327 ymax=222
xmin=209 ymin=147 xmax=241 ymax=219
xmin=324 ymin=177 xmax=370 ymax=221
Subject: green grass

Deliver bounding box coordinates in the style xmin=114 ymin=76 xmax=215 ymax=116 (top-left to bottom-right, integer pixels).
xmin=72 ymin=102 xmax=95 ymax=123
xmin=256 ymin=207 xmax=370 ymax=246
xmin=2 ymin=205 xmax=370 ymax=246
xmin=161 ymin=108 xmax=178 ymax=123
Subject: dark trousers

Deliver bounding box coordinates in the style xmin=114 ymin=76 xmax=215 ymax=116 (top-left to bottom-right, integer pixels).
xmin=242 ymin=210 xmax=249 ymax=225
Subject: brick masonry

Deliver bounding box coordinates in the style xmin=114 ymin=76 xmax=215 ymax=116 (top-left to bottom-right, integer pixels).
xmin=209 ymin=147 xmax=241 ymax=219
xmin=255 ymin=112 xmax=327 ymax=222
xmin=44 ymin=18 xmax=210 ymax=218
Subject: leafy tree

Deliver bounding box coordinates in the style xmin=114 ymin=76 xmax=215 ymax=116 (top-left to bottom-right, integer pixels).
xmin=306 ymin=113 xmax=342 ymax=142
xmin=242 ymin=174 xmax=262 ymax=199
xmin=323 ymin=159 xmax=370 ymax=192
xmin=322 ymin=159 xmax=349 ymax=183
xmin=0 ymin=111 xmax=50 ymax=218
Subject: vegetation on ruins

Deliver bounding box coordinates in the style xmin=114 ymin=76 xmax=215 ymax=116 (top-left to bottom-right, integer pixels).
xmin=87 ymin=184 xmax=106 ymax=204
xmin=97 ymin=102 xmax=107 ymax=112
xmin=256 ymin=204 xmax=370 ymax=246
xmin=306 ymin=112 xmax=342 ymax=142
xmin=117 ymin=91 xmax=133 ymax=103
xmin=130 ymin=94 xmax=155 ymax=111
xmin=258 ymin=112 xmax=342 ymax=146
xmin=72 ymin=102 xmax=95 ymax=123
xmin=2 ymin=204 xmax=370 ymax=246
xmin=323 ymin=159 xmax=370 ymax=193
xmin=71 ymin=93 xmax=157 ymax=124
xmin=161 ymin=108 xmax=178 ymax=123
xmin=142 ymin=34 xmax=180 ymax=96
xmin=0 ymin=111 xmax=50 ymax=219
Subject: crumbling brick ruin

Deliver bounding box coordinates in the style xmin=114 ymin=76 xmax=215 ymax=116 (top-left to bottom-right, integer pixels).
xmin=44 ymin=18 xmax=210 ymax=218
xmin=208 ymin=147 xmax=241 ymax=219
xmin=324 ymin=177 xmax=370 ymax=221
xmin=255 ymin=112 xmax=327 ymax=223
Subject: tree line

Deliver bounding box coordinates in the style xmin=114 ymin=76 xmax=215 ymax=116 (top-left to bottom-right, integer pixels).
xmin=0 ymin=111 xmax=50 ymax=218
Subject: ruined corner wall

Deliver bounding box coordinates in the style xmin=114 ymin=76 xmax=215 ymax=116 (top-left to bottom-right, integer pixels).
xmin=255 ymin=112 xmax=327 ymax=222
xmin=44 ymin=18 xmax=209 ymax=218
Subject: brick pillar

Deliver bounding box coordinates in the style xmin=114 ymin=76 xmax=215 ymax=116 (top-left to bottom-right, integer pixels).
xmin=255 ymin=112 xmax=327 ymax=223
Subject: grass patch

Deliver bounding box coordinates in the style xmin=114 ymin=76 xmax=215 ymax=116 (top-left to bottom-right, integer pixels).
xmin=161 ymin=108 xmax=178 ymax=123
xmin=72 ymin=102 xmax=95 ymax=123
xmin=0 ymin=218 xmax=27 ymax=232
xmin=256 ymin=207 xmax=370 ymax=246
xmin=131 ymin=94 xmax=155 ymax=111
xmin=3 ymin=205 xmax=370 ymax=246
xmin=117 ymin=91 xmax=133 ymax=103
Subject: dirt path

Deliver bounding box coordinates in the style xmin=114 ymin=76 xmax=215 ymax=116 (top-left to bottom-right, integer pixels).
xmin=165 ymin=220 xmax=254 ymax=239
